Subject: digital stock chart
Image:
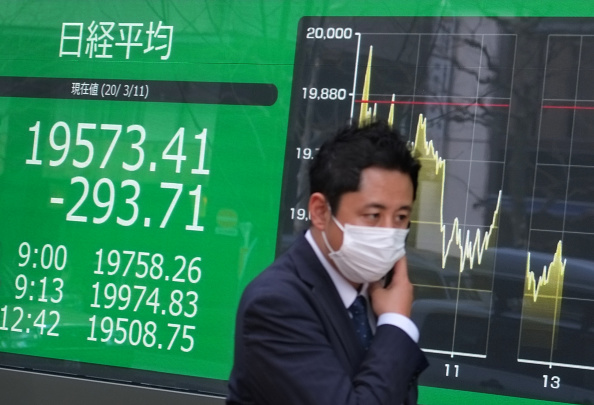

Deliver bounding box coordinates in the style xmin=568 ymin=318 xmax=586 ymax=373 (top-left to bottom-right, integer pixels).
xmin=278 ymin=17 xmax=594 ymax=403
xmin=4 ymin=4 xmax=594 ymax=404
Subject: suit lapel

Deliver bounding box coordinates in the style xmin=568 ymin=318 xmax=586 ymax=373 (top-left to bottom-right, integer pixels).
xmin=290 ymin=234 xmax=366 ymax=373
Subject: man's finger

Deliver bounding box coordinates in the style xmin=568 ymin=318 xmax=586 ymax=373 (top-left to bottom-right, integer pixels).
xmin=388 ymin=256 xmax=409 ymax=286
xmin=368 ymin=279 xmax=383 ymax=295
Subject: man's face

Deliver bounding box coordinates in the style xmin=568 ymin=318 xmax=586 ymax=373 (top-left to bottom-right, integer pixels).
xmin=324 ymin=166 xmax=414 ymax=253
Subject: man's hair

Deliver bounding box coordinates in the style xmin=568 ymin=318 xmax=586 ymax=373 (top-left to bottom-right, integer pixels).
xmin=309 ymin=121 xmax=421 ymax=212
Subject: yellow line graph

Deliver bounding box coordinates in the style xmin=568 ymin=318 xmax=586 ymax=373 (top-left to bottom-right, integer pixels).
xmin=357 ymin=47 xmax=398 ymax=129
xmin=358 ymin=46 xmax=373 ymax=125
xmin=520 ymin=241 xmax=566 ymax=350
xmin=412 ymin=116 xmax=502 ymax=272
xmin=525 ymin=241 xmax=566 ymax=303
xmin=356 ymin=45 xmax=502 ymax=273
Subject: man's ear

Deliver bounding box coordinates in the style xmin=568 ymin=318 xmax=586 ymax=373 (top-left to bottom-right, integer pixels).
xmin=309 ymin=192 xmax=330 ymax=231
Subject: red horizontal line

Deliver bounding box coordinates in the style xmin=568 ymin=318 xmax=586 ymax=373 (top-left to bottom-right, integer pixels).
xmin=356 ymin=99 xmax=509 ymax=108
xmin=543 ymin=105 xmax=594 ymax=110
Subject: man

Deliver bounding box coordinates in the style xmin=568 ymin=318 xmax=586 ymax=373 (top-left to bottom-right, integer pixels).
xmin=227 ymin=121 xmax=429 ymax=405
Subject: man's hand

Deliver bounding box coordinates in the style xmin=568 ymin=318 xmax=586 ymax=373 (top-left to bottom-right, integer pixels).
xmin=369 ymin=256 xmax=413 ymax=318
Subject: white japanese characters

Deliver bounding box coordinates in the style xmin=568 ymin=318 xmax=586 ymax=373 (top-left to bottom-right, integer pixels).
xmin=59 ymin=21 xmax=173 ymax=60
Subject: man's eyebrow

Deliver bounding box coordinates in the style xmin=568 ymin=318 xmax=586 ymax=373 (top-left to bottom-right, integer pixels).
xmin=363 ymin=203 xmax=412 ymax=211
xmin=363 ymin=202 xmax=386 ymax=210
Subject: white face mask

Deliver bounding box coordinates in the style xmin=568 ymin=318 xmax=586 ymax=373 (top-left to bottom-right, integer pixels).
xmin=322 ymin=217 xmax=409 ymax=284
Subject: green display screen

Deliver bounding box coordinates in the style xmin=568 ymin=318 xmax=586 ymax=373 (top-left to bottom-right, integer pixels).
xmin=1 ymin=1 xmax=594 ymax=404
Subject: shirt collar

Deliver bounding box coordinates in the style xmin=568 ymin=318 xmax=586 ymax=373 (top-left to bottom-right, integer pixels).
xmin=305 ymin=229 xmax=365 ymax=308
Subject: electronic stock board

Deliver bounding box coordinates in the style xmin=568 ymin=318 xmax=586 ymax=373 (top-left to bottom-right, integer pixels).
xmin=1 ymin=1 xmax=594 ymax=404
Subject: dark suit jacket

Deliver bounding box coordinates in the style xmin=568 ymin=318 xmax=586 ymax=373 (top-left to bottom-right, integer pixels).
xmin=227 ymin=233 xmax=428 ymax=405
